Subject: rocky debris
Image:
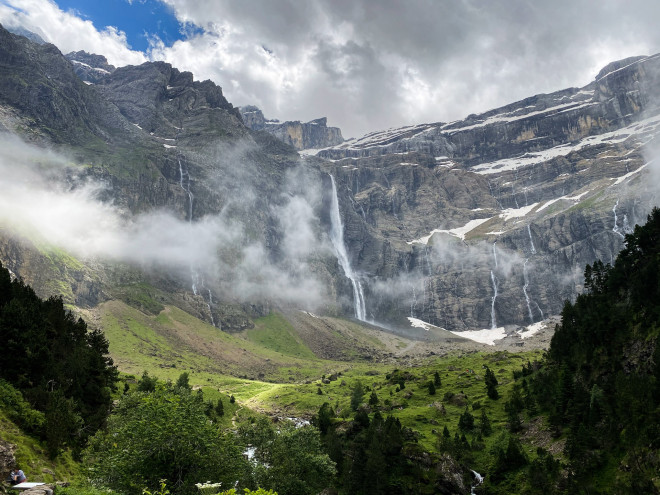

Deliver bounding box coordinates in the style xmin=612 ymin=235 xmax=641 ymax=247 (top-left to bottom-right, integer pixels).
xmin=21 ymin=484 xmax=53 ymax=495
xmin=240 ymin=105 xmax=344 ymax=150
xmin=0 ymin=441 xmax=16 ymax=482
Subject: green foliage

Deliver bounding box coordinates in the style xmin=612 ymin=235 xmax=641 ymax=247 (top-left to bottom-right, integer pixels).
xmin=0 ymin=379 xmax=45 ymax=435
xmin=239 ymin=418 xmax=335 ymax=495
xmin=478 ymin=409 xmax=492 ymax=437
xmin=84 ymin=387 xmax=249 ymax=495
xmin=484 ymin=367 xmax=499 ymax=400
xmin=368 ymin=390 xmax=379 ymax=406
xmin=350 ymin=381 xmax=365 ymax=411
xmin=532 ymin=207 xmax=660 ymax=491
xmin=0 ymin=262 xmax=117 ymax=456
xmin=137 ymin=371 xmax=158 ymax=392
xmin=458 ymin=407 xmax=474 ymax=431
xmin=427 ymin=381 xmax=436 ymax=395
xmin=175 ymin=372 xmax=191 ymax=391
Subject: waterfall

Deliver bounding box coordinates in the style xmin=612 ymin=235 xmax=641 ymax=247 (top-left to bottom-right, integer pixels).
xmin=177 ymin=144 xmax=215 ymax=326
xmin=410 ymin=285 xmax=417 ymax=318
xmin=612 ymin=198 xmax=625 ymax=238
xmin=471 ymin=470 xmax=484 ymax=495
xmin=490 ymin=270 xmax=498 ymax=330
xmin=522 ymin=259 xmax=535 ymax=324
xmin=527 ymin=225 xmax=536 ymax=254
xmin=492 ymin=242 xmax=498 ymax=268
xmin=329 ymin=174 xmax=367 ymax=321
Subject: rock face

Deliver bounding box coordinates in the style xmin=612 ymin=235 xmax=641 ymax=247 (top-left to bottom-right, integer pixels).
xmin=2 ymin=21 xmax=660 ymax=336
xmin=240 ymin=105 xmax=344 ymax=150
xmin=65 ymin=50 xmax=116 ymax=83
xmin=310 ymin=53 xmax=660 ymax=331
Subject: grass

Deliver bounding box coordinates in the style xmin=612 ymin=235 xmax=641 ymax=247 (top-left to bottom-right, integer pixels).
xmin=246 ymin=313 xmax=317 ymax=360
xmin=0 ymin=411 xmax=79 ymax=484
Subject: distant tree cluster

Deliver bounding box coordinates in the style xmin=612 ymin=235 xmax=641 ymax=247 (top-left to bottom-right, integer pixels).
xmin=0 ymin=262 xmax=118 ymax=457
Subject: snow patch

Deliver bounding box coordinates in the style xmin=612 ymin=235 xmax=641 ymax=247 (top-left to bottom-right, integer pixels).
xmin=499 ymin=203 xmax=538 ymax=221
xmin=449 ymin=327 xmax=507 ymax=346
xmin=611 ymin=163 xmax=648 ymax=186
xmin=408 ymin=317 xmax=432 ymax=331
xmin=407 ymin=217 xmax=492 ymax=245
xmin=517 ymin=321 xmax=545 ymax=339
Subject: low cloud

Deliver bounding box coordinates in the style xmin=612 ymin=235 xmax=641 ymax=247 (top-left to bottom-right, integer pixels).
xmin=0 ymin=133 xmax=331 ymax=310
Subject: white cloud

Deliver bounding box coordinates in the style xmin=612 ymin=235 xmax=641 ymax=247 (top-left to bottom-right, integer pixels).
xmin=0 ymin=0 xmax=146 ymax=66
xmin=2 ymin=0 xmax=660 ymax=138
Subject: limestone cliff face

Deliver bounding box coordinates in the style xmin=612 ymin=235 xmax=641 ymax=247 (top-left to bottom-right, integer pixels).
xmin=313 ymin=54 xmax=660 ymax=331
xmin=2 ymin=20 xmax=660 ymax=335
xmin=240 ymin=105 xmax=344 ymax=150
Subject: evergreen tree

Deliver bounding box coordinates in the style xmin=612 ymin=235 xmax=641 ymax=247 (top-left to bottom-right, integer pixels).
xmin=428 ymin=381 xmax=436 ymax=395
xmin=434 ymin=371 xmax=442 ymax=387
xmin=484 ymin=367 xmax=499 ymax=399
xmin=350 ymin=381 xmax=365 ymax=411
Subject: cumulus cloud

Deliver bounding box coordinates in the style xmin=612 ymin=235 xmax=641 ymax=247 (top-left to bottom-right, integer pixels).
xmin=3 ymin=0 xmax=660 ymax=138
xmin=0 ymin=0 xmax=146 ymax=66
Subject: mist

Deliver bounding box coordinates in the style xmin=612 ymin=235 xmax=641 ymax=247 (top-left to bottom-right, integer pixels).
xmin=0 ymin=133 xmax=331 ymax=311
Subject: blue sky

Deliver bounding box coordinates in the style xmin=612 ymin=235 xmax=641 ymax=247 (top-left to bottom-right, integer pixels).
xmin=53 ymin=0 xmax=193 ymax=51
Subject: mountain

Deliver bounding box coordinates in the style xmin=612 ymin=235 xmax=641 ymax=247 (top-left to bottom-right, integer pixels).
xmin=240 ymin=105 xmax=344 ymax=150
xmin=306 ymin=53 xmax=660 ymax=332
xmin=1 ymin=22 xmax=659 ymax=345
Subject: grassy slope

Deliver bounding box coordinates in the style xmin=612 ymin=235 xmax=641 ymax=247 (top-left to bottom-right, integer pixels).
xmin=95 ymin=298 xmax=563 ymax=476
xmin=0 ymin=411 xmax=79 ymax=484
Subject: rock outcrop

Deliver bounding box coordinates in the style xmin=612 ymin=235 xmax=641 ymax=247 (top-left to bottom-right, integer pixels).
xmin=65 ymin=50 xmax=116 ymax=84
xmin=240 ymin=105 xmax=344 ymax=150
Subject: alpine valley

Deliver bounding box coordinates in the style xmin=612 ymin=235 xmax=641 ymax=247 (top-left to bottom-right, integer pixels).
xmin=1 ymin=21 xmax=660 ymax=495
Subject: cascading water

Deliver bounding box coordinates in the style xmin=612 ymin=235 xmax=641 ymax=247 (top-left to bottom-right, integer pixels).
xmin=527 ymin=225 xmax=536 ymax=254
xmin=329 ymin=174 xmax=367 ymax=321
xmin=522 ymin=259 xmax=535 ymax=324
xmin=612 ymin=198 xmax=625 ymax=238
xmin=471 ymin=470 xmax=484 ymax=495
xmin=176 ymin=138 xmax=215 ymax=326
xmin=492 ymin=242 xmax=498 ymax=269
xmin=490 ymin=270 xmax=498 ymax=330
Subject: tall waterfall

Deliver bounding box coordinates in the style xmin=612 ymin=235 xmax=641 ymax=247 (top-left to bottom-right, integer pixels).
xmin=329 ymin=174 xmax=367 ymax=321
xmin=177 ymin=143 xmax=215 ymax=326
xmin=490 ymin=270 xmax=498 ymax=329
xmin=522 ymin=259 xmax=535 ymax=324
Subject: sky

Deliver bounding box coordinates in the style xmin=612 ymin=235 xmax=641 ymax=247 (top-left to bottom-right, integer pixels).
xmin=1 ymin=0 xmax=660 ymax=138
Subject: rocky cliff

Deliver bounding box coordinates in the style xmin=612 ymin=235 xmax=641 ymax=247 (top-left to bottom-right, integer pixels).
xmin=308 ymin=54 xmax=660 ymax=332
xmin=1 ymin=21 xmax=660 ymax=339
xmin=240 ymin=105 xmax=344 ymax=150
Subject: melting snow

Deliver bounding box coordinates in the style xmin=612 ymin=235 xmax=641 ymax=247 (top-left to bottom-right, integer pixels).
xmin=132 ymin=123 xmax=142 ymax=130
xmin=449 ymin=327 xmax=507 ymax=346
xmin=499 ymin=203 xmax=538 ymax=221
xmin=537 ymin=190 xmax=590 ymax=212
xmin=407 ymin=217 xmax=492 ymax=245
xmin=611 ymin=163 xmax=649 ymax=186
xmin=471 ymin=113 xmax=660 ymax=175
xmin=408 ymin=317 xmax=432 ymax=331
xmin=163 ymin=144 xmax=176 ymax=149
xmin=517 ymin=321 xmax=545 ymax=339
